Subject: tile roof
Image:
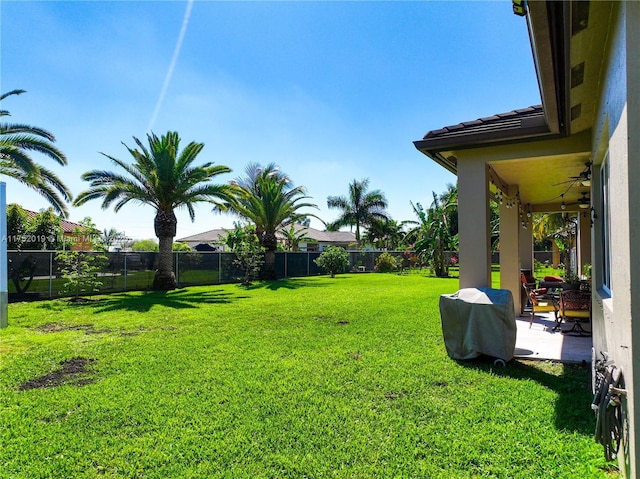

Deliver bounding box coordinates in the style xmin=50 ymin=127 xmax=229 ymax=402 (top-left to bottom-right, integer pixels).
xmin=177 ymin=225 xmax=356 ymax=245
xmin=415 ymin=105 xmax=549 ymax=151
xmin=22 ymin=209 xmax=93 ymax=234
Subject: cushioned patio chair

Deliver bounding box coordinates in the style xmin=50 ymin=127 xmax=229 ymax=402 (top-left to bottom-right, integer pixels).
xmin=523 ymin=283 xmax=559 ymax=329
xmin=558 ymin=289 xmax=591 ymax=336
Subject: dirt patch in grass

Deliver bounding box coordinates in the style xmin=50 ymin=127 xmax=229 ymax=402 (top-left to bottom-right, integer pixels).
xmin=18 ymin=358 xmax=96 ymax=391
xmin=35 ymin=322 xmax=111 ymax=335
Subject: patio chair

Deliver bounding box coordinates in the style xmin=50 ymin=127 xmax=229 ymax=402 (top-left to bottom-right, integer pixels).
xmin=558 ymin=289 xmax=591 ymax=336
xmin=523 ymin=283 xmax=559 ymax=329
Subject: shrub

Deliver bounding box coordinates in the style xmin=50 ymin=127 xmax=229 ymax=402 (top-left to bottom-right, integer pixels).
xmin=314 ymin=246 xmax=349 ymax=278
xmin=375 ymin=252 xmax=397 ymax=273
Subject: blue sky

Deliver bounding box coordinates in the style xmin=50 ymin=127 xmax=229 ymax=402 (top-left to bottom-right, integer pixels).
xmin=1 ymin=0 xmax=540 ymax=241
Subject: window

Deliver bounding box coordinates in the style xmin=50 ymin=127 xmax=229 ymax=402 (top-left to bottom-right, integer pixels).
xmin=601 ymin=155 xmax=611 ymax=291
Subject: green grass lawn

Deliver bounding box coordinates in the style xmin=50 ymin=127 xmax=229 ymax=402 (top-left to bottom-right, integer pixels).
xmin=0 ymin=273 xmax=617 ymax=478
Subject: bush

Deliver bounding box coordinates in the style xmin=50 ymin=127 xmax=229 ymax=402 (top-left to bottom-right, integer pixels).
xmin=375 ymin=252 xmax=397 ymax=273
xmin=314 ymin=246 xmax=349 ymax=278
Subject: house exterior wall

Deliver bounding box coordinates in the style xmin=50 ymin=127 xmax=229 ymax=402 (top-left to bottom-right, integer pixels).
xmin=590 ymin=3 xmax=640 ymax=476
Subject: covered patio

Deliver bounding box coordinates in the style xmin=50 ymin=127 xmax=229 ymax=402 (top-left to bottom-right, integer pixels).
xmin=515 ymin=311 xmax=591 ymax=364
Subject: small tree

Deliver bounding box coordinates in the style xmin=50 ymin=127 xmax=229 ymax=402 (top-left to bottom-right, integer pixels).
xmin=231 ymin=226 xmax=264 ymax=286
xmin=314 ymin=246 xmax=349 ymax=278
xmin=56 ymin=251 xmax=108 ymax=301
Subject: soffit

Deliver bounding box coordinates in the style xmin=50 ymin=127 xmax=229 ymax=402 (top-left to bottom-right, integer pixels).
xmin=568 ymin=1 xmax=613 ymax=134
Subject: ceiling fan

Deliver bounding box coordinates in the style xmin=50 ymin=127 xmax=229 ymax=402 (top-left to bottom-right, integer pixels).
xmin=552 ymin=161 xmax=592 ymax=187
xmin=561 ymin=192 xmax=591 ymax=210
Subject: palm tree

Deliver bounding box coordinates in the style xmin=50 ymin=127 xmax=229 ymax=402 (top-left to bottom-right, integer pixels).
xmin=74 ymin=131 xmax=236 ymax=290
xmin=279 ymin=223 xmax=313 ymax=252
xmin=0 ymin=89 xmax=72 ymax=216
xmin=531 ymin=212 xmax=576 ymax=271
xmin=364 ymin=217 xmax=406 ymax=250
xmin=219 ymin=163 xmax=319 ymax=279
xmin=326 ymin=178 xmax=388 ymax=248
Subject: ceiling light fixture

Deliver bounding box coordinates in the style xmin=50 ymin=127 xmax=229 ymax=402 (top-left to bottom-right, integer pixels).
xmin=578 ymin=192 xmax=590 ymax=209
xmin=512 ymin=0 xmax=527 ymax=16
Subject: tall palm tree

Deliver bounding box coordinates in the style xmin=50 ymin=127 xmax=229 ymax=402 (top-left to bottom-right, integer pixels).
xmin=0 ymin=89 xmax=72 ymax=216
xmin=74 ymin=131 xmax=236 ymax=290
xmin=326 ymin=178 xmax=388 ymax=248
xmin=219 ymin=162 xmax=319 ymax=279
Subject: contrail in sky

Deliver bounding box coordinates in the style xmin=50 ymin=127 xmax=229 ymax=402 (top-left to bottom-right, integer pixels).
xmin=147 ymin=0 xmax=194 ymax=133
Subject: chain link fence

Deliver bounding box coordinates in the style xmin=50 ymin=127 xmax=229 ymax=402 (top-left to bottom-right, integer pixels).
xmin=7 ymin=250 xmax=410 ymax=302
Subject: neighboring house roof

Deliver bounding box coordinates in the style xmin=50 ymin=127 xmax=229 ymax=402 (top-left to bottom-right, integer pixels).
xmin=23 ymin=209 xmax=94 ymax=234
xmin=177 ymin=225 xmax=356 ymax=246
xmin=293 ymin=226 xmax=355 ymax=244
xmin=176 ymin=228 xmax=229 ymax=244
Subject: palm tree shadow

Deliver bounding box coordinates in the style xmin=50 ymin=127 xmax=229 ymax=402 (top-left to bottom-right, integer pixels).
xmin=57 ymin=288 xmax=240 ymax=313
xmin=458 ymin=357 xmax=595 ymax=434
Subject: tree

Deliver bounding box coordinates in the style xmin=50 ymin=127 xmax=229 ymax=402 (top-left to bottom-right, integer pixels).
xmin=326 ymin=178 xmax=388 ymax=248
xmin=0 ymin=90 xmax=72 ymax=216
xmin=99 ymin=227 xmax=126 ymax=251
xmin=531 ymin=212 xmax=576 ymax=271
xmin=26 ymin=208 xmax=63 ymax=250
xmin=314 ymin=246 xmax=349 ymax=278
xmin=6 ymin=203 xmax=29 ymax=250
xmin=229 ymin=224 xmax=265 ymax=286
xmin=172 ymin=242 xmax=192 ymax=252
xmin=407 ymin=191 xmax=456 ymax=277
xmin=56 ymin=251 xmax=108 ymax=301
xmin=279 ymin=223 xmax=312 ymax=252
xmin=364 ymin=217 xmax=407 ymax=250
xmin=219 ymin=162 xmax=318 ymax=279
xmin=131 ymin=239 xmax=159 ymax=252
xmin=74 ymin=131 xmax=236 ymax=290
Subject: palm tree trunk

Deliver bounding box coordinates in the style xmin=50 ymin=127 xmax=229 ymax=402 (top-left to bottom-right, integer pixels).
xmin=261 ymin=231 xmax=278 ymax=280
xmin=153 ymin=210 xmax=177 ymax=290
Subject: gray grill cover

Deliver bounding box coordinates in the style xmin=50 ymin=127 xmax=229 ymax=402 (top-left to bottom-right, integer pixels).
xmin=439 ymin=288 xmax=516 ymax=361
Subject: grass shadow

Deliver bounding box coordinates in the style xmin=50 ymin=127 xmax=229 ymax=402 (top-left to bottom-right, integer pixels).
xmin=49 ymin=288 xmax=240 ymax=313
xmin=458 ymin=356 xmax=595 ymax=435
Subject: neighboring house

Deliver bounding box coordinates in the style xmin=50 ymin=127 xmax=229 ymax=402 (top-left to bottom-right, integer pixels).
xmin=176 ymin=228 xmax=229 ymax=251
xmin=414 ymin=2 xmax=639 ymax=475
xmin=23 ymin=210 xmax=98 ymax=251
xmin=291 ymin=225 xmax=356 ymax=252
xmin=177 ymin=225 xmax=357 ymax=252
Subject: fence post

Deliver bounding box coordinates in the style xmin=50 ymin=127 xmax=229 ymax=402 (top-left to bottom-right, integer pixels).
xmin=0 ymin=183 xmax=7 ymax=328
xmin=218 ymin=252 xmax=222 ymax=283
xmin=49 ymin=252 xmax=53 ymax=298
xmin=175 ymin=252 xmax=179 ymax=286
xmin=284 ymin=252 xmax=287 ymax=278
xmin=124 ymin=253 xmax=128 ymax=292
xmin=307 ymin=252 xmax=310 ymax=276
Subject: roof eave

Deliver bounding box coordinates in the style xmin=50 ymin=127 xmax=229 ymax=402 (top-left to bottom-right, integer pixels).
xmin=414 ymin=1 xmax=572 ymax=171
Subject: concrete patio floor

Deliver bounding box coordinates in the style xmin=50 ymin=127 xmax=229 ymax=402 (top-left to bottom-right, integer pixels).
xmin=514 ymin=311 xmax=592 ymax=364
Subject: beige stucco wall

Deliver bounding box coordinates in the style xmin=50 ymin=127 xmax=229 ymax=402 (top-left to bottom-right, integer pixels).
xmin=590 ymin=3 xmax=640 ymax=476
